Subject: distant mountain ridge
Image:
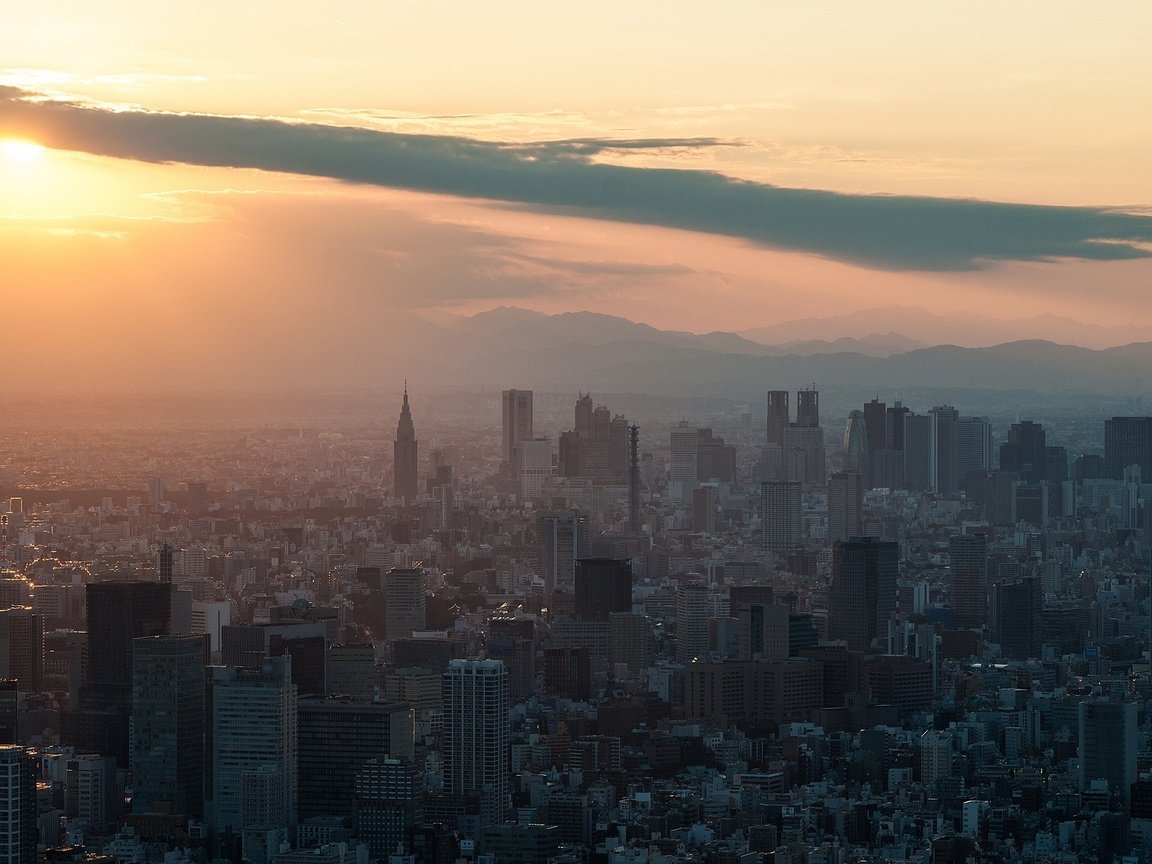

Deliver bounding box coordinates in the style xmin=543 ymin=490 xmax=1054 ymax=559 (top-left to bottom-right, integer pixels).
xmin=417 ymin=307 xmax=1152 ymax=398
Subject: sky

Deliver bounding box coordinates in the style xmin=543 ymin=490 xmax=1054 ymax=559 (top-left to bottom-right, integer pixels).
xmin=1 ymin=2 xmax=1150 ymax=389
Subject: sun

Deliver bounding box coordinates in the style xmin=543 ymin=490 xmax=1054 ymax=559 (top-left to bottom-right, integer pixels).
xmin=1 ymin=139 xmax=45 ymax=165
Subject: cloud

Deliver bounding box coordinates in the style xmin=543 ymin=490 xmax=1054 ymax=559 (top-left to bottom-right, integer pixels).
xmin=2 ymin=85 xmax=1151 ymax=271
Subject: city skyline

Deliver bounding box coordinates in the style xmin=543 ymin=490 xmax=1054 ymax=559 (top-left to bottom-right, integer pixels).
xmin=1 ymin=3 xmax=1151 ymax=395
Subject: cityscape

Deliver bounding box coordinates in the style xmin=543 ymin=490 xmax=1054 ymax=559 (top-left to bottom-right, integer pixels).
xmin=0 ymin=383 xmax=1151 ymax=864
xmin=3 ymin=4 xmax=1152 ymax=864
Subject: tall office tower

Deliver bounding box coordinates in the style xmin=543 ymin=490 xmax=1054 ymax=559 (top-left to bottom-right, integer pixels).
xmin=929 ymin=405 xmax=960 ymax=496
xmin=759 ymin=481 xmax=802 ymax=552
xmin=920 ymin=730 xmax=953 ymax=788
xmin=297 ymin=697 xmax=414 ymax=821
xmin=0 ymin=681 xmax=15 ymax=744
xmin=828 ymin=537 xmax=899 ymax=652
xmin=948 ymin=533 xmax=988 ymax=630
xmin=130 ymin=635 xmax=208 ymax=817
xmin=1079 ymin=700 xmax=1138 ymax=805
xmin=384 ymin=568 xmax=426 ymax=644
xmin=543 ymin=647 xmax=591 ymax=700
xmin=574 ymin=392 xmax=594 ymax=435
xmin=766 ymin=390 xmax=790 ymax=446
xmin=517 ymin=438 xmax=553 ymax=500
xmin=486 ymin=618 xmax=536 ymax=701
xmin=210 ymin=656 xmax=298 ymax=835
xmin=903 ymin=414 xmax=933 ymax=491
xmin=1000 ymin=420 xmax=1047 ymax=482
xmin=559 ymin=394 xmax=630 ymax=482
xmin=148 ymin=477 xmax=167 ymax=509
xmin=675 ymin=582 xmax=712 ymax=663
xmin=1105 ymin=417 xmax=1152 ymax=480
xmin=996 ymin=575 xmax=1042 ymax=660
xmin=862 ymin=399 xmax=887 ymax=484
xmin=827 ymin=472 xmax=864 ymax=544
xmin=325 ymin=643 xmax=377 ymax=698
xmin=442 ymin=660 xmax=510 ymax=826
xmin=796 ymin=388 xmax=819 ymax=427
xmin=608 ymin=612 xmax=652 ymax=673
xmin=1045 ymin=446 xmax=1069 ymax=482
xmin=393 ymin=383 xmax=419 ymax=504
xmin=696 ymin=428 xmax=736 ymax=483
xmin=0 ymin=746 xmax=36 ymax=864
xmin=76 ymin=581 xmax=177 ymax=764
xmin=669 ymin=421 xmax=699 ymax=503
xmin=842 ymin=411 xmax=869 ymax=475
xmin=0 ymin=607 xmax=42 ymax=693
xmin=956 ymin=417 xmax=993 ymax=481
xmin=574 ymin=559 xmax=632 ymax=622
xmin=538 ymin=510 xmax=589 ymax=597
xmin=628 ymin=424 xmax=641 ymax=535
xmin=501 ymin=389 xmax=534 ymax=470
xmin=782 ymin=425 xmax=826 ymax=484
xmin=355 ymin=757 xmax=425 ymax=860
xmin=730 ymin=586 xmax=788 ymax=661
xmin=158 ymin=543 xmax=174 ymax=584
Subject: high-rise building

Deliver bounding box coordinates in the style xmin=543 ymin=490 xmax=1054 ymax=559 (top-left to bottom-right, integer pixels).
xmin=393 ymin=384 xmax=419 ymax=503
xmin=0 ymin=745 xmax=37 ymax=864
xmin=574 ymin=559 xmax=632 ymax=622
xmin=355 ymin=757 xmax=424 ymax=859
xmin=669 ymin=421 xmax=699 ymax=503
xmin=383 ymin=568 xmax=426 ymax=644
xmin=760 ymin=481 xmax=802 ymax=552
xmin=325 ymin=643 xmax=377 ymax=698
xmin=297 ymin=697 xmax=414 ymax=821
xmin=996 ymin=575 xmax=1042 ymax=660
xmin=442 ymin=659 xmax=509 ymax=825
xmin=0 ymin=682 xmax=15 ymax=745
xmin=929 ymin=405 xmax=960 ymax=496
xmin=486 ymin=618 xmax=536 ymax=701
xmin=537 ymin=511 xmax=589 ymax=597
xmin=675 ymin=583 xmax=712 ymax=663
xmin=501 ymin=389 xmax=534 ymax=469
xmin=842 ymin=411 xmax=869 ymax=476
xmin=949 ymin=532 xmax=988 ymax=630
xmin=766 ymin=391 xmax=790 ymax=446
xmin=130 ymin=635 xmax=208 ymax=817
xmin=1104 ymin=417 xmax=1152 ymax=480
xmin=210 ymin=656 xmax=298 ymax=835
xmin=0 ymin=608 xmax=41 ymax=693
xmin=903 ymin=414 xmax=932 ymax=492
xmin=827 ymin=472 xmax=864 ymax=544
xmin=1079 ymin=700 xmax=1137 ymax=805
xmin=956 ymin=417 xmax=993 ymax=480
xmin=730 ymin=586 xmax=789 ymax=661
xmin=186 ymin=481 xmax=208 ymax=516
xmin=75 ymin=581 xmax=181 ymax=764
xmin=828 ymin=537 xmax=899 ymax=652
xmin=517 ymin=438 xmax=553 ymax=500
xmin=1000 ymin=420 xmax=1047 ymax=482
xmin=796 ymin=388 xmax=820 ymax=427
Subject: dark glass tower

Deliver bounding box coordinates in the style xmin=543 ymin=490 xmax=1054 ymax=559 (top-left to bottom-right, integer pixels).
xmin=829 ymin=537 xmax=899 ymax=652
xmin=574 ymin=558 xmax=632 ymax=622
xmin=393 ymin=383 xmax=419 ymax=503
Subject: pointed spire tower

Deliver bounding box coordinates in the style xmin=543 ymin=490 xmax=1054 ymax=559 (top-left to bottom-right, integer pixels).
xmin=393 ymin=381 xmax=418 ymax=503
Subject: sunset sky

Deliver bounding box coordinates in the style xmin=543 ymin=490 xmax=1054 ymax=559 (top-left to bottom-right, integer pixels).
xmin=2 ymin=2 xmax=1150 ymax=389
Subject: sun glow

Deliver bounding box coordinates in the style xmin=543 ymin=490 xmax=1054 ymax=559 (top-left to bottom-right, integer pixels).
xmin=1 ymin=139 xmax=45 ymax=164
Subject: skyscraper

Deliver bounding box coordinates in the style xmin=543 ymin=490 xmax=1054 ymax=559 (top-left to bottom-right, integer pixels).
xmin=574 ymin=558 xmax=632 ymax=622
xmin=675 ymin=582 xmax=712 ymax=663
xmin=1104 ymin=417 xmax=1152 ymax=480
xmin=796 ymin=388 xmax=820 ymax=427
xmin=1000 ymin=420 xmax=1047 ymax=482
xmin=766 ymin=390 xmax=790 ymax=446
xmin=929 ymin=405 xmax=960 ymax=496
xmin=829 ymin=537 xmax=899 ymax=652
xmin=393 ymin=383 xmax=418 ymax=504
xmin=760 ymin=481 xmax=802 ymax=552
xmin=210 ymin=656 xmax=298 ymax=835
xmin=383 ymin=567 xmax=427 ymax=644
xmin=131 ymin=634 xmax=208 ymax=817
xmin=537 ymin=510 xmax=589 ymax=597
xmin=827 ymin=472 xmax=864 ymax=544
xmin=669 ymin=421 xmax=699 ymax=503
xmin=442 ymin=659 xmax=509 ymax=825
xmin=0 ymin=745 xmax=36 ymax=864
xmin=997 ymin=575 xmax=1042 ymax=660
xmin=1079 ymin=700 xmax=1137 ymax=806
xmin=948 ymin=532 xmax=988 ymax=630
xmin=0 ymin=607 xmax=42 ymax=693
xmin=501 ymin=389 xmax=534 ymax=469
xmin=75 ymin=581 xmax=180 ymax=764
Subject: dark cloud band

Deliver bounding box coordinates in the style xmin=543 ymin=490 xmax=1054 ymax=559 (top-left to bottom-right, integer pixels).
xmin=2 ymin=85 xmax=1150 ymax=271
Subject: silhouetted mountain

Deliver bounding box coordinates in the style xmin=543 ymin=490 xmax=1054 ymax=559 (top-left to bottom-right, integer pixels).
xmin=738 ymin=305 xmax=1146 ymax=349
xmin=420 ymin=309 xmax=1152 ymax=399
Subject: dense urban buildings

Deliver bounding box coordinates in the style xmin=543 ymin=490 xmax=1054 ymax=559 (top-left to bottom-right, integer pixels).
xmin=2 ymin=390 xmax=1151 ymax=864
